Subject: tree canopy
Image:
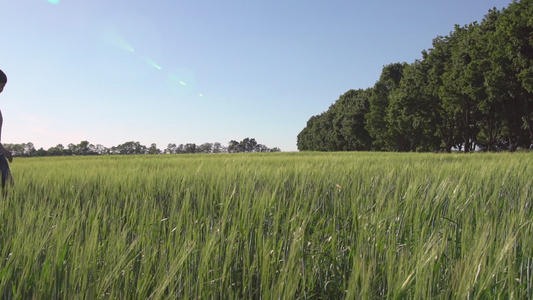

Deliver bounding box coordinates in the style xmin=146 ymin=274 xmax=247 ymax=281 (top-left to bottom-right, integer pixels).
xmin=298 ymin=0 xmax=533 ymax=152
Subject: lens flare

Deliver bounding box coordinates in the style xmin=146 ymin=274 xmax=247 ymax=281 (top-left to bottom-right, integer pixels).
xmin=167 ymin=69 xmax=197 ymax=97
xmin=47 ymin=0 xmax=60 ymax=4
xmin=100 ymin=27 xmax=135 ymax=53
xmin=145 ymin=58 xmax=162 ymax=70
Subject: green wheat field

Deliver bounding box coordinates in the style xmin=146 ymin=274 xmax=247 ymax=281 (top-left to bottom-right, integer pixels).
xmin=0 ymin=152 xmax=532 ymax=299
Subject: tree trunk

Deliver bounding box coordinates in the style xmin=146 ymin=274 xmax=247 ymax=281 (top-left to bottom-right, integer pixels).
xmin=464 ymin=110 xmax=470 ymax=153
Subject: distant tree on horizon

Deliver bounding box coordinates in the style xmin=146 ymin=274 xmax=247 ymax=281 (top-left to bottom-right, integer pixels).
xmin=3 ymin=138 xmax=281 ymax=157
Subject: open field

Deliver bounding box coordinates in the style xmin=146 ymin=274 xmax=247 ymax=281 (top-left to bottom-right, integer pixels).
xmin=0 ymin=152 xmax=532 ymax=299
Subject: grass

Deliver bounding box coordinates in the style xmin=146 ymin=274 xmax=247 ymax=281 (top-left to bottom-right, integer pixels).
xmin=0 ymin=152 xmax=531 ymax=299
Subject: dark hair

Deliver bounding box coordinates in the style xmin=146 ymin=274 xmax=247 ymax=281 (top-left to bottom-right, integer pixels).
xmin=0 ymin=70 xmax=6 ymax=84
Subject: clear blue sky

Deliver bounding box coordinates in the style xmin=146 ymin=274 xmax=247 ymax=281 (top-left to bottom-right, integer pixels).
xmin=1 ymin=0 xmax=512 ymax=151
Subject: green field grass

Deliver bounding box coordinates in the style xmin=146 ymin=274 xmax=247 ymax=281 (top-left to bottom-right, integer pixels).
xmin=0 ymin=152 xmax=531 ymax=299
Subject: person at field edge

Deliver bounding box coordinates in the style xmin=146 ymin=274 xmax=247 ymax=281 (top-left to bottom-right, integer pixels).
xmin=0 ymin=69 xmax=13 ymax=189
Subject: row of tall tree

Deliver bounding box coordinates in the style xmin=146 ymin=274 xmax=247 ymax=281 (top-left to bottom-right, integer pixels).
xmin=298 ymin=0 xmax=532 ymax=152
xmin=4 ymin=138 xmax=280 ymax=157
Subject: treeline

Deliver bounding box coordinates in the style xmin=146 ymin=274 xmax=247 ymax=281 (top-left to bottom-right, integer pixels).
xmin=298 ymin=0 xmax=533 ymax=152
xmin=3 ymin=138 xmax=280 ymax=157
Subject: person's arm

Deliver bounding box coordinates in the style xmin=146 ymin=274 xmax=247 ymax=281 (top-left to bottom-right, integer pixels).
xmin=0 ymin=144 xmax=12 ymax=162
